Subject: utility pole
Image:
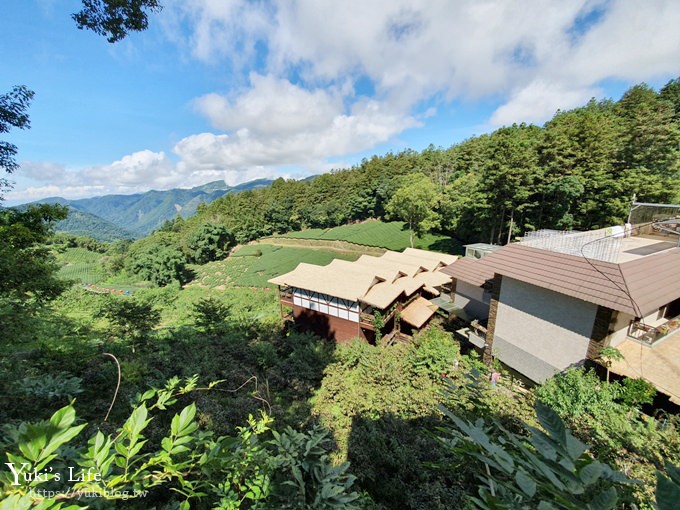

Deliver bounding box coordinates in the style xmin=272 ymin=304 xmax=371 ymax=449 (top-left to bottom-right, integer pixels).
xmin=506 ymin=209 xmax=514 ymax=245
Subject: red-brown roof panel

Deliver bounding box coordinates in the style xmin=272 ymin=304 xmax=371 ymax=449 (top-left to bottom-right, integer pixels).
xmin=442 ymin=244 xmax=680 ymax=316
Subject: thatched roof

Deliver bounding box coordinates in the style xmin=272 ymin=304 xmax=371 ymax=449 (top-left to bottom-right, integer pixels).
xmin=401 ymin=296 xmax=439 ymax=328
xmin=269 ymin=248 xmax=458 ymax=310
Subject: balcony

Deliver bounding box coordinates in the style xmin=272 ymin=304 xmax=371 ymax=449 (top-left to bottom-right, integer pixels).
xmin=628 ymin=315 xmax=680 ymax=346
xmin=456 ymin=319 xmax=488 ymax=348
xmin=279 ymin=287 xmax=294 ymax=305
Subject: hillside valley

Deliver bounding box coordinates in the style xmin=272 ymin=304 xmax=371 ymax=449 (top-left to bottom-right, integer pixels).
xmin=29 ymin=178 xmax=274 ymax=239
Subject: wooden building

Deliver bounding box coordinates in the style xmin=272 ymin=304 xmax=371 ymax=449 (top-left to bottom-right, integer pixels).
xmin=269 ymin=248 xmax=457 ymax=342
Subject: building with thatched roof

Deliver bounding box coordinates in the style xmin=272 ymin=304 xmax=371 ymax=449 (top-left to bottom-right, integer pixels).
xmin=269 ymin=248 xmax=457 ymax=343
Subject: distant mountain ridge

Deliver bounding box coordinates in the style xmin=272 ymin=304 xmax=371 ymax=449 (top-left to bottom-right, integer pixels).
xmin=30 ymin=179 xmax=273 ymax=240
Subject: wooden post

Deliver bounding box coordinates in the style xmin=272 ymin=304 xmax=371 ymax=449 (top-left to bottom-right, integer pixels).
xmin=279 ymin=286 xmax=283 ymax=319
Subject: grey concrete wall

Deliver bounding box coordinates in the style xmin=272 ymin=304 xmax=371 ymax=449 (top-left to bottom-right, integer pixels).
xmin=454 ymin=281 xmax=490 ymax=320
xmin=493 ymin=277 xmax=598 ymax=382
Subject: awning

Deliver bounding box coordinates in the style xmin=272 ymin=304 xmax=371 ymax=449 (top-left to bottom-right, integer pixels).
xmin=429 ymin=295 xmax=457 ymax=313
xmin=401 ymin=296 xmax=438 ymax=328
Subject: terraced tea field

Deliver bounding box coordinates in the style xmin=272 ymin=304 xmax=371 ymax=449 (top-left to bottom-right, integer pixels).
xmin=272 ymin=220 xmax=460 ymax=252
xmin=190 ymin=244 xmax=360 ymax=289
xmin=57 ymin=247 xmax=105 ymax=284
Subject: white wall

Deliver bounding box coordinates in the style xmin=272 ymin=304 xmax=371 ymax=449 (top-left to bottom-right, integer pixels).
xmin=454 ymin=281 xmax=490 ymax=320
xmin=493 ymin=277 xmax=598 ymax=382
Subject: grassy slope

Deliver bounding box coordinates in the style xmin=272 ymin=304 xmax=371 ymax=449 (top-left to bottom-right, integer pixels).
xmin=56 ymin=248 xmax=105 ymax=284
xmin=56 ymin=248 xmax=148 ymax=292
xmin=56 ymin=244 xmax=360 ymax=291
xmin=190 ymin=244 xmax=360 ymax=289
xmin=273 ymin=220 xmax=461 ymax=253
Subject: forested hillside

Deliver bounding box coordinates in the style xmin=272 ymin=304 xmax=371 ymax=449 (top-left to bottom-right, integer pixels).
xmin=30 ymin=179 xmax=274 ymax=238
xmin=184 ymin=80 xmax=679 ymax=246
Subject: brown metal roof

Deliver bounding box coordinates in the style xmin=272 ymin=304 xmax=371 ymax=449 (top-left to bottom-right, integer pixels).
xmin=441 ymin=256 xmax=496 ymax=286
xmin=441 ymin=244 xmax=680 ymax=316
xmin=620 ymin=248 xmax=680 ymax=316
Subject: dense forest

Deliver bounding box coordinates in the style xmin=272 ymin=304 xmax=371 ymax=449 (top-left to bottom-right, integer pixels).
xmin=1 ymin=78 xmax=680 ymax=509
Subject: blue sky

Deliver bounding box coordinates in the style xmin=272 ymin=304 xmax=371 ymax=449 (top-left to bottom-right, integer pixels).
xmin=2 ymin=0 xmax=679 ymax=205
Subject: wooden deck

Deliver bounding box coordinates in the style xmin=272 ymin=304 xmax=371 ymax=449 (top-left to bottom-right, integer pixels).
xmin=610 ymin=330 xmax=680 ymax=404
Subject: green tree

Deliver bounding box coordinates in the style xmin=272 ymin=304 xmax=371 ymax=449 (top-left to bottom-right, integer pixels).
xmin=97 ymin=297 xmax=160 ymax=352
xmin=385 ymin=173 xmax=440 ymax=248
xmin=0 ymin=85 xmax=34 ymax=197
xmin=126 ymin=237 xmax=188 ymax=286
xmin=0 ymin=205 xmax=69 ymax=341
xmin=596 ymin=346 xmax=624 ymax=383
xmin=184 ymin=223 xmax=235 ymax=264
xmin=72 ymin=0 xmax=163 ymax=43
xmin=478 ymin=124 xmax=542 ymax=243
xmin=615 ymin=83 xmax=680 ymax=204
xmin=659 ymin=77 xmax=680 ymax=121
xmin=192 ymin=296 xmax=230 ymax=336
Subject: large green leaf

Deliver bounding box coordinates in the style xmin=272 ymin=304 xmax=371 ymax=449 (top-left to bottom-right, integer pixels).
xmin=588 ymin=487 xmax=617 ymax=510
xmin=171 ymin=403 xmax=197 ymax=438
xmin=579 ymin=461 xmax=604 ymax=486
xmin=515 ymin=469 xmax=537 ymax=497
xmin=535 ymin=401 xmax=567 ymax=447
xmin=656 ymin=468 xmax=680 ymax=510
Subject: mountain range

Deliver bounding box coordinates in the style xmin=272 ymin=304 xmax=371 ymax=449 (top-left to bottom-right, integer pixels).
xmin=30 ymin=179 xmax=274 ymax=241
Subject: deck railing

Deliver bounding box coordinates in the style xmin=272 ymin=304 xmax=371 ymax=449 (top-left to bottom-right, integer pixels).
xmin=628 ymin=315 xmax=680 ymax=345
xmin=279 ymin=287 xmax=294 ymax=304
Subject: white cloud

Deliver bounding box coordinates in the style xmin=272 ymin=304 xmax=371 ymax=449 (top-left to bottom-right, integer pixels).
xmin=18 ymin=161 xmax=68 ymax=182
xmin=489 ymin=0 xmax=680 ymax=125
xmin=194 ymin=73 xmax=344 ymax=135
xmin=561 ymin=0 xmax=680 ymax=83
xmin=178 ymin=86 xmax=419 ymax=172
xmin=8 ymin=184 xmax=111 ymax=203
xmin=164 ymin=0 xmax=680 ymax=127
xmin=82 ymin=150 xmax=177 ymax=188
xmin=178 ymin=70 xmax=420 ymax=177
xmin=161 ymin=0 xmax=271 ymax=65
xmin=490 ymin=81 xmax=599 ymax=126
xmin=8 ymin=151 xmax=180 ymax=204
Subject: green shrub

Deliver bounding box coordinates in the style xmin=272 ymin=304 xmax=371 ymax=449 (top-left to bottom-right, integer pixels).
xmin=439 ymin=394 xmax=635 ymax=509
xmin=535 ymin=368 xmax=623 ymax=422
xmin=191 ymin=296 xmax=230 ymax=336
xmin=409 ymin=326 xmax=460 ymax=378
xmin=19 ymin=371 xmax=83 ymax=399
xmin=619 ymin=377 xmax=657 ymax=407
xmin=0 ymin=376 xmax=364 ymax=509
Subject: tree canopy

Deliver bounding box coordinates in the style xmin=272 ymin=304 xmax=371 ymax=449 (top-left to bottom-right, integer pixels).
xmin=0 ymin=85 xmax=34 ymax=197
xmin=386 ymin=173 xmax=440 ymax=248
xmin=72 ymin=0 xmax=163 ymax=43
